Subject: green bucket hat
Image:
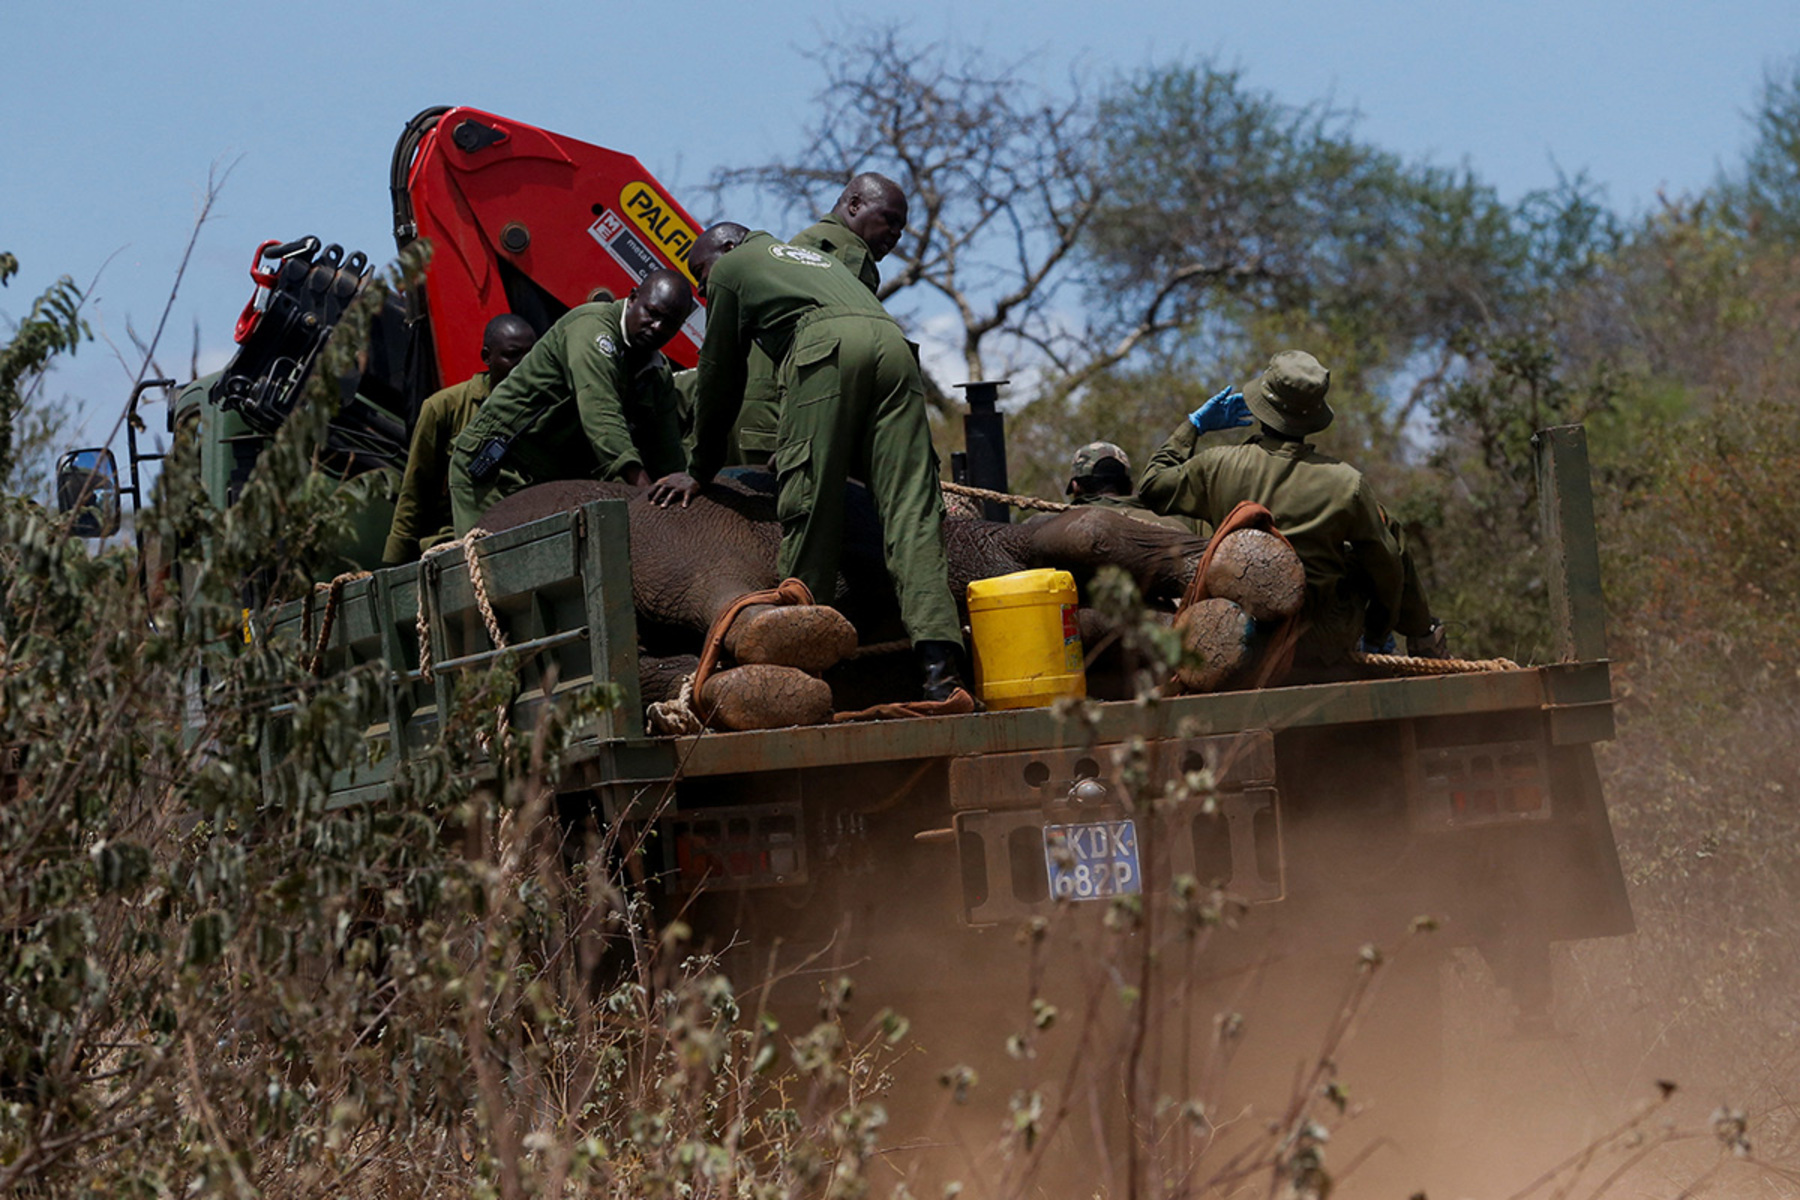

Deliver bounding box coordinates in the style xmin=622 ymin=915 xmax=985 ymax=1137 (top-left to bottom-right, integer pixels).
xmin=1244 ymin=350 xmax=1333 ymax=437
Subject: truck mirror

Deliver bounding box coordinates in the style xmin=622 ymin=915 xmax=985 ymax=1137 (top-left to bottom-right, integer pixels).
xmin=56 ymin=448 xmax=122 ymax=538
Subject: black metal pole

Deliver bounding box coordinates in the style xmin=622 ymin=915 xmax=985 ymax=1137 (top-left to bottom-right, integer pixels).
xmin=955 ymin=379 xmax=1011 ymax=522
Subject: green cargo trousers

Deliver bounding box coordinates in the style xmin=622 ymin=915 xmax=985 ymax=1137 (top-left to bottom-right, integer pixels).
xmin=772 ymin=311 xmax=963 ymax=646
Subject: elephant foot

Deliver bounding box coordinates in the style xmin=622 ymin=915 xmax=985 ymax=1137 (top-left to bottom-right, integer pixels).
xmin=699 ymin=664 xmax=834 ymax=731
xmin=1204 ymin=529 xmax=1306 ymax=621
xmin=723 ymin=603 xmax=859 ymax=673
xmin=1173 ymin=598 xmax=1255 ymax=692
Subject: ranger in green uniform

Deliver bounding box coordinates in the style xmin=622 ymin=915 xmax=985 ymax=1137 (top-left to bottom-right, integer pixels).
xmin=1138 ymin=350 xmax=1440 ymax=669
xmin=384 ymin=314 xmax=536 ymax=563
xmin=732 ymin=174 xmax=908 ymax=463
xmin=1065 ymin=441 xmax=1200 ymax=534
xmin=448 ymin=270 xmax=693 ymax=534
xmin=649 ymin=223 xmax=967 ymax=702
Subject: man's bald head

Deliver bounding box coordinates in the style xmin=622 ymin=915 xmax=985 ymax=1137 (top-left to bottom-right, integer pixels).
xmin=834 ymin=173 xmax=908 ymax=261
xmin=481 ymin=313 xmax=538 ymax=386
xmin=687 ymin=222 xmax=750 ymax=288
xmin=624 ymin=268 xmax=694 ymax=353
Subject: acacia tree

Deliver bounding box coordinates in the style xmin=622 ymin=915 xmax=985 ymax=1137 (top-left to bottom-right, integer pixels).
xmin=715 ymin=30 xmax=1414 ymax=419
xmin=712 ymin=25 xmax=1101 ymax=418
xmin=717 ymin=29 xmax=1596 ymax=450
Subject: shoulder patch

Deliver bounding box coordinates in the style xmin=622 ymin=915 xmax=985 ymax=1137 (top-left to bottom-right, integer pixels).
xmin=596 ymin=334 xmax=617 ymax=355
xmin=769 ymin=244 xmax=833 ymax=268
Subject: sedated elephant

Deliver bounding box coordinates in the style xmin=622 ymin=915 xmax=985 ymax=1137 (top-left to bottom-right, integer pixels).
xmin=479 ymin=472 xmax=1209 ymax=723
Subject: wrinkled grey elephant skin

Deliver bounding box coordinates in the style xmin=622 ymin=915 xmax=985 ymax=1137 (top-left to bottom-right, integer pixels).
xmin=479 ymin=473 xmax=1206 ymax=701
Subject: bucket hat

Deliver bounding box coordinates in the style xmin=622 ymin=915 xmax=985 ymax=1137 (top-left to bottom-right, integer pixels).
xmin=1244 ymin=350 xmax=1332 ymax=437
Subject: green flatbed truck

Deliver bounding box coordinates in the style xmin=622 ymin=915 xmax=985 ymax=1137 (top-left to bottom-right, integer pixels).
xmin=268 ymin=424 xmax=1632 ymax=1033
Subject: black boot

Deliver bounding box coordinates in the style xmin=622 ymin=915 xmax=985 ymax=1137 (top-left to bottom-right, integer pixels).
xmin=915 ymin=640 xmax=968 ymax=703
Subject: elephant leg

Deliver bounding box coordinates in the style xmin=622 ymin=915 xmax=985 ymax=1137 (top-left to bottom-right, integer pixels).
xmin=700 ymin=664 xmax=834 ymax=731
xmin=721 ymin=602 xmax=858 ymax=673
xmin=639 ymin=652 xmax=699 ymax=704
xmin=1204 ymin=528 xmax=1305 ymax=620
xmin=1173 ymin=598 xmax=1256 ymax=692
xmin=1020 ymin=507 xmax=1207 ymax=608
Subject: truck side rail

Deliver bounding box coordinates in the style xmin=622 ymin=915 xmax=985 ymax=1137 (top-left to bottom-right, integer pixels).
xmin=266 ymin=498 xmax=641 ymax=805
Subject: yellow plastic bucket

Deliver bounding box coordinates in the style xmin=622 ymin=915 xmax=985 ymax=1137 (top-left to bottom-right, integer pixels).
xmin=966 ymin=568 xmax=1086 ymax=711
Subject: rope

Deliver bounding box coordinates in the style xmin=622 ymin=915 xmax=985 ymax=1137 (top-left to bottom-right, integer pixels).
xmin=417 ymin=534 xmax=474 ymax=683
xmin=647 ymin=673 xmax=705 ymax=736
xmin=413 ymin=528 xmax=511 ymax=752
xmin=415 ymin=562 xmax=436 ymax=684
xmin=941 ymin=480 xmax=1072 ymax=514
xmin=1349 ymin=651 xmax=1520 ymax=676
xmin=460 ymin=529 xmax=507 ymax=657
xmin=305 ymin=570 xmax=372 ymax=675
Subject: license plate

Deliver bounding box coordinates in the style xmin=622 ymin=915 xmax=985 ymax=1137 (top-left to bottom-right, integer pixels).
xmin=1044 ymin=819 xmax=1141 ymax=901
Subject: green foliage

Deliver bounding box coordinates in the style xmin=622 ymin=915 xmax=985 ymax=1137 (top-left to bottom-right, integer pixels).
xmin=1717 ymin=56 xmax=1800 ymax=241
xmin=0 ymin=252 xmax=91 ymax=485
xmin=0 ymin=248 xmax=949 ymax=1199
xmin=1084 ymin=61 xmax=1412 ymax=324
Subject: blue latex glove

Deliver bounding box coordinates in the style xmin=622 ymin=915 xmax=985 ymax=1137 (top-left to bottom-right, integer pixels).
xmin=1189 ymin=386 xmax=1252 ymax=434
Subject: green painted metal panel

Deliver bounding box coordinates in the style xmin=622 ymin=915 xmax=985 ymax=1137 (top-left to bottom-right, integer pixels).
xmin=370 ymin=568 xmax=415 ymax=759
xmin=1535 ymin=425 xmax=1609 ymax=663
xmin=579 ymin=499 xmax=643 ymax=740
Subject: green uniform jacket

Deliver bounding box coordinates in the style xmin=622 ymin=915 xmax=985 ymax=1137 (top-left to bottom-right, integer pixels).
xmin=733 ymin=215 xmax=881 ymax=462
xmin=452 ymin=300 xmax=684 ymax=489
xmin=1069 ymin=491 xmax=1202 ymax=535
xmin=690 ymin=232 xmax=892 ymax=482
xmin=1138 ymin=423 xmax=1407 ymax=665
xmin=384 ymin=371 xmax=490 ymax=563
xmin=793 ymin=213 xmax=880 ymax=292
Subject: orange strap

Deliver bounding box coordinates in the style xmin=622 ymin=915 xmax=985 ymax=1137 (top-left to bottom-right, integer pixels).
xmin=1177 ymin=501 xmax=1304 ymax=690
xmin=691 ymin=578 xmax=815 ymax=704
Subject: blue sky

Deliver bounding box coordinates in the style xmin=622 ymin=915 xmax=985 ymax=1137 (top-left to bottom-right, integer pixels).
xmin=3 ymin=0 xmax=1795 ymax=451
